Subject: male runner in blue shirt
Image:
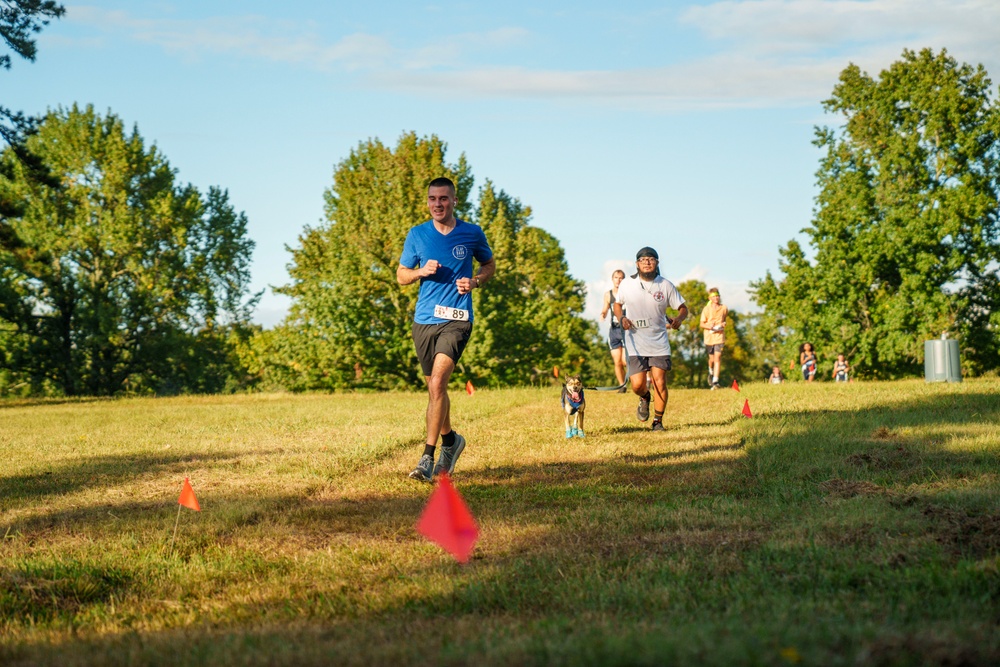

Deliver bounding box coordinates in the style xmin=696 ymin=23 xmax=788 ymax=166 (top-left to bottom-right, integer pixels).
xmin=397 ymin=177 xmax=496 ymax=482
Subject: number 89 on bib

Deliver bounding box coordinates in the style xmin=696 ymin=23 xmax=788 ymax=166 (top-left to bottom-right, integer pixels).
xmin=434 ymin=304 xmax=469 ymax=321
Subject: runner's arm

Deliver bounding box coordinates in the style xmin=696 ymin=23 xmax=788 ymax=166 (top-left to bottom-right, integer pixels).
xmin=474 ymin=257 xmax=496 ymax=286
xmin=669 ymin=303 xmax=689 ymax=330
xmin=397 ymin=260 xmax=439 ymax=286
xmin=455 ymin=256 xmax=496 ymax=294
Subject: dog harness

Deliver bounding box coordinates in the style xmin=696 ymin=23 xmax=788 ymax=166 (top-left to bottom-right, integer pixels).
xmin=561 ymin=389 xmax=585 ymax=414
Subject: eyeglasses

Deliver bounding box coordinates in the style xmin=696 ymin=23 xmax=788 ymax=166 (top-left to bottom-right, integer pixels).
xmin=636 ymin=257 xmax=658 ymax=264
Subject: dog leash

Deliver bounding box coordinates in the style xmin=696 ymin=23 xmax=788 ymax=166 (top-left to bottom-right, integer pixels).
xmin=586 ymin=314 xmax=679 ymax=392
xmin=585 ymin=349 xmax=630 ymax=392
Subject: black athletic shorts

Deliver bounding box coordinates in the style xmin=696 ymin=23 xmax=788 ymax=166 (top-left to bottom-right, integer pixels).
xmin=627 ymin=354 xmax=672 ymax=376
xmin=705 ymin=343 xmax=724 ymax=355
xmin=412 ymin=320 xmax=473 ymax=376
xmin=608 ymin=326 xmax=625 ymax=350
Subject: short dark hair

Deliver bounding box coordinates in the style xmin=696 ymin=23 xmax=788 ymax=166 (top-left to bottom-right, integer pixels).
xmin=428 ymin=177 xmax=455 ymax=193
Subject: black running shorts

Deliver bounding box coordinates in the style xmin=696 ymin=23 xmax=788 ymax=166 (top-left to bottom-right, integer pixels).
xmin=412 ymin=320 xmax=473 ymax=377
xmin=608 ymin=326 xmax=625 ymax=350
xmin=627 ymin=354 xmax=672 ymax=377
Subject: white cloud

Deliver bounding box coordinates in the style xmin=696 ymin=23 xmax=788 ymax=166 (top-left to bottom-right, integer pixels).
xmin=372 ymin=56 xmax=844 ymax=110
xmin=67 ymin=6 xmax=395 ymax=69
xmin=65 ymin=2 xmax=1000 ymax=111
xmin=368 ymin=0 xmax=1000 ymax=110
xmin=405 ymin=27 xmax=529 ymax=70
xmin=65 ymin=6 xmax=525 ymax=71
xmin=680 ymin=0 xmax=1000 ymax=55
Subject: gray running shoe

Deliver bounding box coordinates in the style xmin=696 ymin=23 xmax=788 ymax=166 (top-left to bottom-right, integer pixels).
xmin=637 ymin=394 xmax=650 ymax=422
xmin=433 ymin=433 xmax=466 ymax=477
xmin=408 ymin=453 xmax=434 ymax=482
xmin=651 ymin=420 xmax=665 ymax=431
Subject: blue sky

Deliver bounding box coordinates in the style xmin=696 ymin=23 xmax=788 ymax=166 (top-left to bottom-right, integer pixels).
xmin=6 ymin=1 xmax=999 ymax=331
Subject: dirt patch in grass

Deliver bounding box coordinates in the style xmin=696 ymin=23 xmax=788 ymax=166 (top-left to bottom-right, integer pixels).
xmin=870 ymin=426 xmax=899 ymax=441
xmin=846 ymin=444 xmax=916 ymax=471
xmin=922 ymin=506 xmax=1000 ymax=560
xmin=819 ymin=478 xmax=888 ymax=499
xmin=818 ymin=523 xmax=881 ymax=549
xmin=856 ymin=631 xmax=1000 ymax=667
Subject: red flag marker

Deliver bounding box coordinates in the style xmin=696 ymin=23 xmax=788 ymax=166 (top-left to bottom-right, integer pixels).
xmin=465 ymin=380 xmax=475 ymax=396
xmin=732 ymin=379 xmax=740 ymax=392
xmin=416 ymin=472 xmax=479 ymax=563
xmin=741 ymin=399 xmax=753 ymax=418
xmin=178 ymin=477 xmax=201 ymax=511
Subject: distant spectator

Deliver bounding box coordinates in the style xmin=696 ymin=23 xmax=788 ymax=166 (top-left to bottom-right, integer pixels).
xmin=832 ymin=354 xmax=850 ymax=382
xmin=769 ymin=366 xmax=783 ymax=384
xmin=799 ymin=342 xmax=817 ymax=382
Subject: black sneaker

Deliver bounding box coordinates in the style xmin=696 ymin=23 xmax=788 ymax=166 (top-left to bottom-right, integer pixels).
xmin=433 ymin=433 xmax=466 ymax=477
xmin=651 ymin=420 xmax=665 ymax=431
xmin=637 ymin=394 xmax=650 ymax=422
xmin=408 ymin=454 xmax=434 ymax=482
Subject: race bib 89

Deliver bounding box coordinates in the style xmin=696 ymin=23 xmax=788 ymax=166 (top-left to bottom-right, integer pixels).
xmin=434 ymin=305 xmax=470 ymax=321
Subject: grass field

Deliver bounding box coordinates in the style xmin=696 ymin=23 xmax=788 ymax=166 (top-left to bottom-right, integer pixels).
xmin=1 ymin=379 xmax=998 ymax=666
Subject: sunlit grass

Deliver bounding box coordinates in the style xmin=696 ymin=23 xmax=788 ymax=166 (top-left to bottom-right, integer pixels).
xmin=1 ymin=380 xmax=998 ymax=665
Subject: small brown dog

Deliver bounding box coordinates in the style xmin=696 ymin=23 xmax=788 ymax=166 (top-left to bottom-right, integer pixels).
xmin=560 ymin=376 xmax=586 ymax=438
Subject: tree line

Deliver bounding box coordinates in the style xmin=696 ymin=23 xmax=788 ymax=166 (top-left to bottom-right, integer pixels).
xmin=2 ymin=6 xmax=998 ymax=396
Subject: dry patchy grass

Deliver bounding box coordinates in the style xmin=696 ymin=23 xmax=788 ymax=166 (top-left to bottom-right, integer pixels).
xmin=1 ymin=379 xmax=999 ymax=666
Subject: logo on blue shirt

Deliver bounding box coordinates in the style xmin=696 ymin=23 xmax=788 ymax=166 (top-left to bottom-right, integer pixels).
xmin=452 ymin=245 xmax=468 ymax=260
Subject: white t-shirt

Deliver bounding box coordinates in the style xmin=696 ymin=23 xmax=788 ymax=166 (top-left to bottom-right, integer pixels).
xmin=616 ymin=274 xmax=686 ymax=357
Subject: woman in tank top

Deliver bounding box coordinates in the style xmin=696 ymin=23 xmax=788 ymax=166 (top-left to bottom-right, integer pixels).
xmin=601 ymin=269 xmax=628 ymax=391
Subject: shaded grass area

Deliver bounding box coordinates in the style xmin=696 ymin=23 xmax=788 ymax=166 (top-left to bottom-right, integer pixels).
xmin=1 ymin=381 xmax=998 ymax=665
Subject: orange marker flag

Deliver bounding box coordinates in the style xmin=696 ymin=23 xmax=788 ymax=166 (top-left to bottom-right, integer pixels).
xmin=732 ymin=379 xmax=740 ymax=392
xmin=553 ymin=366 xmax=559 ymax=378
xmin=465 ymin=380 xmax=475 ymax=396
xmin=416 ymin=472 xmax=479 ymax=563
xmin=178 ymin=477 xmax=201 ymax=511
xmin=789 ymin=359 xmax=795 ymax=370
xmin=741 ymin=399 xmax=753 ymax=418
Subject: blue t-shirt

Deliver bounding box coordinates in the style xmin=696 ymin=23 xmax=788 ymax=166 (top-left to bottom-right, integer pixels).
xmin=399 ymin=219 xmax=493 ymax=324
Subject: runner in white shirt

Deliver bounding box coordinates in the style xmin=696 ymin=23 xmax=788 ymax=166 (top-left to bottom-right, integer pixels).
xmin=613 ymin=246 xmax=688 ymax=431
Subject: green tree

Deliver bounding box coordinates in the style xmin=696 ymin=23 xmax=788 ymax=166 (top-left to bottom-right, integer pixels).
xmin=2 ymin=1 xmax=65 ymax=226
xmin=265 ymin=133 xmax=472 ymax=390
xmin=1 ymin=0 xmax=65 ymax=145
xmin=1 ymin=0 xmax=64 ymax=70
xmin=264 ymin=132 xmax=604 ymax=390
xmin=462 ymin=181 xmax=605 ymax=386
xmin=752 ymin=48 xmax=1000 ymax=378
xmin=0 ymin=104 xmax=258 ymax=395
